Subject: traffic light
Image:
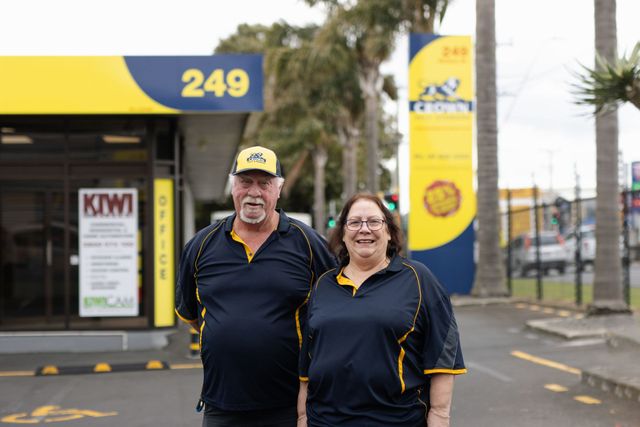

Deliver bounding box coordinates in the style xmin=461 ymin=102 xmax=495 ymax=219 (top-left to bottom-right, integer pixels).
xmin=327 ymin=215 xmax=336 ymax=229
xmin=383 ymin=193 xmax=399 ymax=212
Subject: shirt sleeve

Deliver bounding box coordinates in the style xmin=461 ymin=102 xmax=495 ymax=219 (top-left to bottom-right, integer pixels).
xmin=174 ymin=232 xmax=202 ymax=325
xmin=419 ymin=265 xmax=467 ymax=376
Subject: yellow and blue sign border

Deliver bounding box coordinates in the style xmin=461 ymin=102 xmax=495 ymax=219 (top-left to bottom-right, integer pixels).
xmin=0 ymin=55 xmax=263 ymax=114
xmin=408 ymin=34 xmax=475 ymax=295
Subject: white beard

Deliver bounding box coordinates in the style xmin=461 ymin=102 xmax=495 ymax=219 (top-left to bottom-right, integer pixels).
xmin=239 ymin=196 xmax=266 ymax=224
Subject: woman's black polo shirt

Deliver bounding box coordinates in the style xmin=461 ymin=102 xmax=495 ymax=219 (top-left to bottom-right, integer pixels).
xmin=175 ymin=211 xmax=336 ymax=411
xmin=299 ymin=254 xmax=466 ymax=426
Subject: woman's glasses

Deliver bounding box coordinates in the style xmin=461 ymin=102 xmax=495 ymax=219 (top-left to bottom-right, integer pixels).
xmin=345 ymin=218 xmax=385 ymax=231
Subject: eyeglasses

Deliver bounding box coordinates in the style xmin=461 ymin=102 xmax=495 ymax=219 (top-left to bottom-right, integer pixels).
xmin=345 ymin=218 xmax=386 ymax=231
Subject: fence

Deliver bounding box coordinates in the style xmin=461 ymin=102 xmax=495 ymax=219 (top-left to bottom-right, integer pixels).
xmin=501 ymin=188 xmax=638 ymax=310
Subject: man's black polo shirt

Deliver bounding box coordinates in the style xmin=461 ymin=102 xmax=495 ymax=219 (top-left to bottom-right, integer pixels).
xmin=175 ymin=210 xmax=335 ymax=411
xmin=299 ymin=254 xmax=466 ymax=426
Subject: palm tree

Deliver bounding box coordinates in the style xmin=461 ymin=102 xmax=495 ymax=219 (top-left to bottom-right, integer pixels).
xmin=588 ymin=0 xmax=629 ymax=314
xmin=307 ymin=0 xmax=450 ymax=193
xmin=471 ymin=0 xmax=507 ymax=297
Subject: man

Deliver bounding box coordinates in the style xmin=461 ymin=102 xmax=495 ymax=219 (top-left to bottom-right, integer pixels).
xmin=175 ymin=146 xmax=335 ymax=427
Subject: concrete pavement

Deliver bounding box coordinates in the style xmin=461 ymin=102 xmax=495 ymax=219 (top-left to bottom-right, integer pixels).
xmin=1 ymin=298 xmax=638 ymax=407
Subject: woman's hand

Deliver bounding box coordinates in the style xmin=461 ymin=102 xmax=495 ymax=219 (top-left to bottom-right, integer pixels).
xmin=426 ymin=407 xmax=450 ymax=427
xmin=297 ymin=414 xmax=308 ymax=427
xmin=426 ymin=374 xmax=454 ymax=427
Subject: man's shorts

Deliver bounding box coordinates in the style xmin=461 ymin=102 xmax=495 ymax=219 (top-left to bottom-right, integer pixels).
xmin=202 ymin=405 xmax=297 ymax=427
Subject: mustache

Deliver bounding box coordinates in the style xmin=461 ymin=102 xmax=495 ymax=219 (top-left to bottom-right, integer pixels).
xmin=242 ymin=196 xmax=265 ymax=206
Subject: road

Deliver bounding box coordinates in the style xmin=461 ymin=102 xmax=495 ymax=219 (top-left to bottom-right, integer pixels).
xmin=454 ymin=304 xmax=640 ymax=427
xmin=1 ymin=304 xmax=639 ymax=426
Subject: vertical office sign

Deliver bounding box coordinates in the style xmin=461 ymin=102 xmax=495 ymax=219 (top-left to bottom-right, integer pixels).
xmin=408 ymin=34 xmax=475 ymax=294
xmin=79 ymin=188 xmax=139 ymax=316
xmin=154 ymin=179 xmax=175 ymax=327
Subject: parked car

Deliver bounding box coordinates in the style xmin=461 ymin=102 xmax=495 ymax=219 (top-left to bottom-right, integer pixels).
xmin=563 ymin=225 xmax=624 ymax=271
xmin=509 ymin=231 xmax=566 ymax=277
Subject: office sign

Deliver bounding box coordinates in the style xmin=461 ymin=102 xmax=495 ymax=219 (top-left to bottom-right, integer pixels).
xmin=0 ymin=55 xmax=263 ymax=114
xmin=408 ymin=34 xmax=475 ymax=295
xmin=154 ymin=179 xmax=175 ymax=327
xmin=79 ymin=188 xmax=138 ymax=317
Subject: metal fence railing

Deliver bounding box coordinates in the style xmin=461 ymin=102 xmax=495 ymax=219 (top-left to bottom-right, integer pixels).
xmin=502 ymin=187 xmax=637 ymax=310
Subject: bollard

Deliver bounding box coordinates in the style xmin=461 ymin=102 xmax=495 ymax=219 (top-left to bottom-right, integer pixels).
xmin=188 ymin=330 xmax=200 ymax=359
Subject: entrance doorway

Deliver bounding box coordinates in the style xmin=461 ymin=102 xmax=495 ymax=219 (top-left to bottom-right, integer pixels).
xmin=0 ymin=180 xmax=65 ymax=329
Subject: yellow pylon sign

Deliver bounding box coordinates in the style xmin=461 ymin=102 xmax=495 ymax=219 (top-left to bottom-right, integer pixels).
xmin=1 ymin=405 xmax=117 ymax=424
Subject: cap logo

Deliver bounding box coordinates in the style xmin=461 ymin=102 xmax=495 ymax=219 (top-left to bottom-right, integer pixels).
xmin=246 ymin=152 xmax=267 ymax=164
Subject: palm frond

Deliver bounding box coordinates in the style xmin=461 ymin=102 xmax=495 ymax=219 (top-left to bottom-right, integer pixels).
xmin=573 ymin=41 xmax=640 ymax=114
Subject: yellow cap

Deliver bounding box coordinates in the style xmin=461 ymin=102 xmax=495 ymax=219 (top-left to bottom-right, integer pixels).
xmin=231 ymin=146 xmax=282 ymax=177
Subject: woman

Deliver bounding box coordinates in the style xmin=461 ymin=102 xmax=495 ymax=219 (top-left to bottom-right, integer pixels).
xmin=297 ymin=193 xmax=466 ymax=427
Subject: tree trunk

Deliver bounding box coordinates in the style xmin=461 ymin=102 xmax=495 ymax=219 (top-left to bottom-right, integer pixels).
xmin=313 ymin=145 xmax=328 ymax=236
xmin=590 ymin=0 xmax=629 ymax=314
xmin=360 ymin=65 xmax=381 ymax=193
xmin=338 ymin=123 xmax=358 ymax=200
xmin=282 ymin=149 xmax=310 ymax=198
xmin=471 ymin=0 xmax=508 ymax=297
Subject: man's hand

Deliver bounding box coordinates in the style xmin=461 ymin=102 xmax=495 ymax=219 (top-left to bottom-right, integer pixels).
xmin=297 ymin=414 xmax=307 ymax=427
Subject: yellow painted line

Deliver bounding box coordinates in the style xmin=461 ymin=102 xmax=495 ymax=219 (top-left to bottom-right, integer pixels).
xmin=0 ymin=370 xmax=35 ymax=377
xmin=511 ymin=350 xmax=581 ymax=375
xmin=544 ymin=383 xmax=569 ymax=392
xmin=529 ymin=305 xmax=541 ymax=311
xmin=515 ymin=303 xmax=528 ymax=309
xmin=575 ymin=314 xmax=585 ymax=319
xmin=574 ymin=395 xmax=601 ymax=405
xmin=169 ymin=363 xmax=202 ymax=370
xmin=542 ymin=308 xmax=555 ymax=314
xmin=557 ymin=310 xmax=571 ymax=317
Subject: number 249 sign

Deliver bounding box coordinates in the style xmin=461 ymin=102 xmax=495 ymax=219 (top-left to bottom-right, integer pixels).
xmin=181 ymin=68 xmax=249 ymax=98
xmin=124 ymin=55 xmax=263 ymax=111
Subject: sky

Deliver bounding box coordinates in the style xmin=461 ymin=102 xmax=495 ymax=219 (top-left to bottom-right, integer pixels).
xmin=1 ymin=0 xmax=639 ymax=209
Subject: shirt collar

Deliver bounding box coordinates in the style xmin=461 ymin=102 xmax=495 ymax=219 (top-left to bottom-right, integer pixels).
xmin=334 ymin=252 xmax=403 ymax=279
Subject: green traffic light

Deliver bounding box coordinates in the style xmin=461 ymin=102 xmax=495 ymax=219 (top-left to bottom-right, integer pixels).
xmin=387 ymin=202 xmax=396 ymax=211
xmin=327 ymin=218 xmax=336 ymax=228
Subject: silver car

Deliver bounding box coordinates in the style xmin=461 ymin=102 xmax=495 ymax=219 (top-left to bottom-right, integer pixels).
xmin=509 ymin=231 xmax=567 ymax=277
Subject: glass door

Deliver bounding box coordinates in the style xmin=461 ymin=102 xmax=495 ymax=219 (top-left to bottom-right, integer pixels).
xmin=0 ymin=180 xmax=65 ymax=329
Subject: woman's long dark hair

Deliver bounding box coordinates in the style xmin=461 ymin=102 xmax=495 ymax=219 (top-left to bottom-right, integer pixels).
xmin=328 ymin=193 xmax=404 ymax=266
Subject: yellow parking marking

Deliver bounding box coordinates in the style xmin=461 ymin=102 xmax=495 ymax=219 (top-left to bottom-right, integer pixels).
xmin=169 ymin=363 xmax=202 ymax=370
xmin=511 ymin=350 xmax=581 ymax=375
xmin=542 ymin=308 xmax=555 ymax=314
xmin=515 ymin=303 xmax=527 ymax=309
xmin=574 ymin=395 xmax=601 ymax=405
xmin=145 ymin=360 xmax=164 ymax=370
xmin=0 ymin=371 xmax=34 ymax=377
xmin=574 ymin=313 xmax=585 ymax=319
xmin=1 ymin=405 xmax=117 ymax=423
xmin=40 ymin=366 xmax=59 ymax=376
xmin=557 ymin=310 xmax=571 ymax=317
xmin=529 ymin=305 xmax=541 ymax=311
xmin=93 ymin=363 xmax=111 ymax=373
xmin=544 ymin=383 xmax=568 ymax=392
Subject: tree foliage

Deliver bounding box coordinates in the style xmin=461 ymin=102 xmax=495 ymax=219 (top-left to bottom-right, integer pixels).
xmin=574 ymin=41 xmax=640 ymax=114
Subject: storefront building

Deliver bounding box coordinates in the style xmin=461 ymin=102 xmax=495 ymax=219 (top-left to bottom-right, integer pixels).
xmin=0 ymin=56 xmax=263 ymax=333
